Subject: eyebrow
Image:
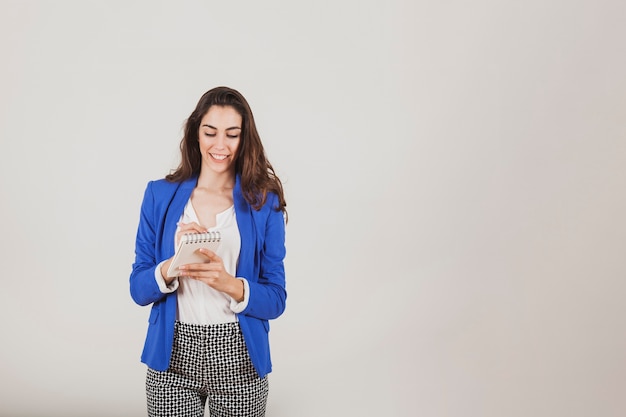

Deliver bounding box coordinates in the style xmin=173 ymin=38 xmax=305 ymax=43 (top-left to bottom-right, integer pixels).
xmin=201 ymin=124 xmax=242 ymax=131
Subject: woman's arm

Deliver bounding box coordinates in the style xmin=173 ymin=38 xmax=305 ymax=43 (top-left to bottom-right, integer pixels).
xmin=241 ymin=196 xmax=287 ymax=320
xmin=129 ymin=182 xmax=169 ymax=306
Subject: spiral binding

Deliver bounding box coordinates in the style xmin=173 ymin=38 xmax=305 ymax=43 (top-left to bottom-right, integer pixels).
xmin=182 ymin=231 xmax=221 ymax=244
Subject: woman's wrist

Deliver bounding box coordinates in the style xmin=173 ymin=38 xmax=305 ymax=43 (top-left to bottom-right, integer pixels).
xmin=231 ymin=278 xmax=245 ymax=302
xmin=161 ymin=260 xmax=175 ymax=284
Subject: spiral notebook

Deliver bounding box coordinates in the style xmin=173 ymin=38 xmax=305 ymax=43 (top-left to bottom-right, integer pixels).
xmin=166 ymin=231 xmax=221 ymax=277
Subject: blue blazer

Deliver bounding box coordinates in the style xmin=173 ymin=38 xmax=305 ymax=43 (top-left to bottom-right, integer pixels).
xmin=129 ymin=175 xmax=286 ymax=377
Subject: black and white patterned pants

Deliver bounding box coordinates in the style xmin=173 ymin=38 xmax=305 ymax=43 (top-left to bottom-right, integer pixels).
xmin=146 ymin=321 xmax=268 ymax=417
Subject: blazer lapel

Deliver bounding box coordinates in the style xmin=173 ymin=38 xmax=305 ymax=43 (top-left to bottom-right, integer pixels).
xmin=233 ymin=175 xmax=255 ymax=276
xmin=162 ymin=176 xmax=197 ymax=258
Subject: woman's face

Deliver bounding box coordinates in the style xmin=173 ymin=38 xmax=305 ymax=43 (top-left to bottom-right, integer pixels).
xmin=198 ymin=105 xmax=242 ymax=176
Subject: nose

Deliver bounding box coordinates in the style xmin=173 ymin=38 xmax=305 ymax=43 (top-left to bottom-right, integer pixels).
xmin=214 ymin=132 xmax=227 ymax=148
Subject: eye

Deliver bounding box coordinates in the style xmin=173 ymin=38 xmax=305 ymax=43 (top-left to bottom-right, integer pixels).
xmin=204 ymin=132 xmax=216 ymax=137
xmin=227 ymin=134 xmax=239 ymax=139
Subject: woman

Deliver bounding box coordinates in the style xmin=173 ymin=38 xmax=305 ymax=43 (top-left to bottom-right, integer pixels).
xmin=130 ymin=86 xmax=287 ymax=417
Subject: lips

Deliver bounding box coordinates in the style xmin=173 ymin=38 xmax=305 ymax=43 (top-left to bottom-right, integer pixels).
xmin=210 ymin=153 xmax=228 ymax=160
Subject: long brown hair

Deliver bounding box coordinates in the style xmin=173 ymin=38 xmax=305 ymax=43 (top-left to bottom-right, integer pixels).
xmin=166 ymin=86 xmax=286 ymax=214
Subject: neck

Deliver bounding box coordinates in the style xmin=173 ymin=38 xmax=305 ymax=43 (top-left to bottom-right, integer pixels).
xmin=196 ymin=169 xmax=236 ymax=191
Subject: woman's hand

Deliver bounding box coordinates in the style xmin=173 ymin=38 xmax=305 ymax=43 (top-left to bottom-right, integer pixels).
xmin=160 ymin=222 xmax=208 ymax=284
xmin=178 ymin=249 xmax=245 ymax=302
xmin=175 ymin=221 xmax=208 ymax=245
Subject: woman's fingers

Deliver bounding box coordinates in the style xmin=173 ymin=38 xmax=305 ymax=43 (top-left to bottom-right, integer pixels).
xmin=179 ymin=261 xmax=222 ymax=274
xmin=175 ymin=222 xmax=208 ymax=245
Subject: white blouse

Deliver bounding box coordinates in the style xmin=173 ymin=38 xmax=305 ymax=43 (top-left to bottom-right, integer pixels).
xmin=153 ymin=199 xmax=250 ymax=324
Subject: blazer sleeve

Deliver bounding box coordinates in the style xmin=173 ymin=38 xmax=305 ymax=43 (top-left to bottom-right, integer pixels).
xmin=129 ymin=181 xmax=169 ymax=306
xmin=240 ymin=194 xmax=287 ymax=320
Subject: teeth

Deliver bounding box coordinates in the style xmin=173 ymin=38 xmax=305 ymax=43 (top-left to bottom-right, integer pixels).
xmin=210 ymin=153 xmax=227 ymax=160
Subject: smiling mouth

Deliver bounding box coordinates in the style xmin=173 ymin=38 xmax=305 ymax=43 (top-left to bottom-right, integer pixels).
xmin=210 ymin=153 xmax=228 ymax=161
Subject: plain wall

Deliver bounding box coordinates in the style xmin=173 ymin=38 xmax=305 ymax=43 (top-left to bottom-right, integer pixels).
xmin=1 ymin=0 xmax=625 ymax=416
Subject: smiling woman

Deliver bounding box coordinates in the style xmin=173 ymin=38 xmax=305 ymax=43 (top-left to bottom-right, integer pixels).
xmin=129 ymin=86 xmax=287 ymax=417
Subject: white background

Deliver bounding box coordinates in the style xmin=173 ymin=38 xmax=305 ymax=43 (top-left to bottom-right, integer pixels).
xmin=1 ymin=1 xmax=625 ymax=416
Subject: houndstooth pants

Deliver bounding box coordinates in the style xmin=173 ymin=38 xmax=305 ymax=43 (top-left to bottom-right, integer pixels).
xmin=146 ymin=321 xmax=268 ymax=417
